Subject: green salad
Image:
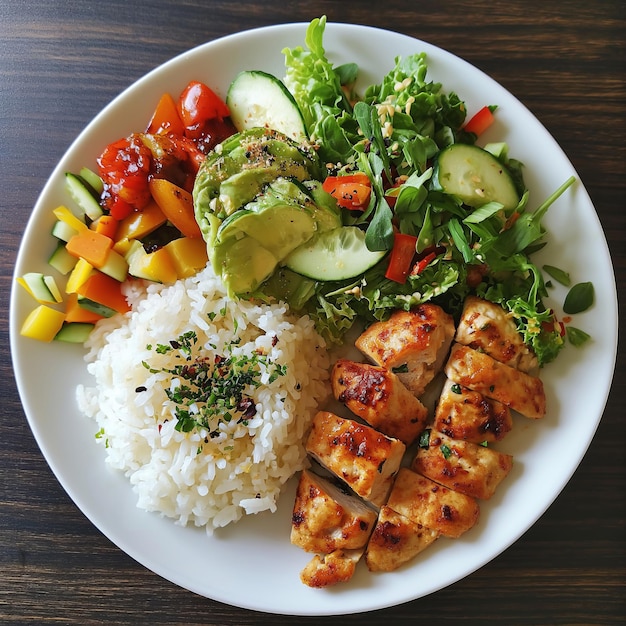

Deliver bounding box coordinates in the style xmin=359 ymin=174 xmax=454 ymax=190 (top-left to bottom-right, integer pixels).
xmin=193 ymin=16 xmax=592 ymax=365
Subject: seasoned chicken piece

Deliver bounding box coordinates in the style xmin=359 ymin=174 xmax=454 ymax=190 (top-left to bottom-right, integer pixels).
xmin=386 ymin=468 xmax=479 ymax=538
xmin=444 ymin=343 xmax=546 ymax=419
xmin=331 ymin=359 xmax=429 ymax=446
xmin=456 ymin=296 xmax=538 ymax=373
xmin=433 ymin=378 xmax=513 ymax=443
xmin=291 ymin=469 xmax=377 ymax=553
xmin=305 ymin=411 xmax=406 ymax=507
xmin=355 ymin=304 xmax=455 ymax=397
xmin=300 ymin=548 xmax=363 ymax=588
xmin=365 ymin=505 xmax=439 ymax=573
xmin=412 ymin=429 xmax=513 ymax=500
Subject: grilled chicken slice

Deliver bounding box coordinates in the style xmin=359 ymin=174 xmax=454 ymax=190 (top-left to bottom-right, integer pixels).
xmin=355 ymin=304 xmax=455 ymax=397
xmin=412 ymin=429 xmax=513 ymax=500
xmin=445 ymin=343 xmax=546 ymax=419
xmin=331 ymin=359 xmax=429 ymax=446
xmin=299 ymin=548 xmax=363 ymax=588
xmin=291 ymin=469 xmax=378 ymax=554
xmin=365 ymin=505 xmax=439 ymax=573
xmin=386 ymin=468 xmax=479 ymax=538
xmin=305 ymin=411 xmax=406 ymax=507
xmin=433 ymin=378 xmax=513 ymax=443
xmin=456 ymin=296 xmax=538 ymax=373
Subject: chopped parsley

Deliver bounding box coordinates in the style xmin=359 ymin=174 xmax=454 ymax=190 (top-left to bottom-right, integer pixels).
xmin=141 ymin=331 xmax=287 ymax=436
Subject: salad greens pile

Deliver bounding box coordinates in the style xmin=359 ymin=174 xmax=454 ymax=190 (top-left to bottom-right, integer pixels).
xmin=236 ymin=17 xmax=591 ymax=365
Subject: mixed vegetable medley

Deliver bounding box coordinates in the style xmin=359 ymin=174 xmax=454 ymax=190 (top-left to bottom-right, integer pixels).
xmin=18 ymin=16 xmax=592 ymax=365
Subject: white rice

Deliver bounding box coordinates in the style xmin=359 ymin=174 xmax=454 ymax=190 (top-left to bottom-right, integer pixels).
xmin=76 ymin=264 xmax=330 ymax=534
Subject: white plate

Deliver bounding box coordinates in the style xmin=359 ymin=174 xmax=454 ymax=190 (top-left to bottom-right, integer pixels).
xmin=10 ymin=22 xmax=618 ymax=616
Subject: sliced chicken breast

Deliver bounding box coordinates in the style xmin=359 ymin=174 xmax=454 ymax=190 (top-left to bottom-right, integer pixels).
xmin=355 ymin=304 xmax=455 ymax=397
xmin=291 ymin=469 xmax=378 ymax=554
xmin=412 ymin=429 xmax=513 ymax=500
xmin=365 ymin=505 xmax=439 ymax=573
xmin=331 ymin=358 xmax=429 ymax=446
xmin=456 ymin=296 xmax=538 ymax=373
xmin=299 ymin=548 xmax=363 ymax=588
xmin=305 ymin=411 xmax=406 ymax=507
xmin=444 ymin=343 xmax=546 ymax=419
xmin=386 ymin=467 xmax=480 ymax=538
xmin=433 ymin=378 xmax=513 ymax=443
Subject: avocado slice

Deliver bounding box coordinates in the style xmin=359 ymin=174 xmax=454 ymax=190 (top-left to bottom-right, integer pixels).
xmin=211 ymin=178 xmax=341 ymax=296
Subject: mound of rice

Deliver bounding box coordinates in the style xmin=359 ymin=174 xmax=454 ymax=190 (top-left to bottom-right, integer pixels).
xmin=76 ymin=264 xmax=330 ymax=534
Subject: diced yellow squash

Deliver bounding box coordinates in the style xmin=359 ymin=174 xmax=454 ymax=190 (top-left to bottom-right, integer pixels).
xmin=66 ymin=258 xmax=94 ymax=293
xmin=115 ymin=200 xmax=168 ymax=241
xmin=20 ymin=305 xmax=66 ymax=342
xmin=129 ymin=246 xmax=177 ymax=284
xmin=164 ymin=237 xmax=209 ymax=279
xmin=52 ymin=205 xmax=89 ymax=233
xmin=112 ymin=237 xmax=134 ymax=256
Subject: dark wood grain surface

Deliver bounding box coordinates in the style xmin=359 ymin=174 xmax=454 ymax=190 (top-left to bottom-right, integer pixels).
xmin=2 ymin=1 xmax=624 ymax=624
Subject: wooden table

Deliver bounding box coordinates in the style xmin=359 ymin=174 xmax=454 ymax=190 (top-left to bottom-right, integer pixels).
xmin=2 ymin=1 xmax=624 ymax=623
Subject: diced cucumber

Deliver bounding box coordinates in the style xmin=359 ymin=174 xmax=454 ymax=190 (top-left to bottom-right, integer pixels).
xmin=284 ymin=226 xmax=387 ymax=281
xmin=48 ymin=241 xmax=78 ymax=275
xmin=433 ymin=143 xmax=519 ymax=210
xmin=19 ymin=272 xmax=63 ymax=303
xmin=65 ymin=172 xmax=104 ymax=221
xmin=226 ymin=70 xmax=307 ymax=141
xmin=77 ymin=296 xmax=118 ymax=318
xmin=54 ymin=322 xmax=95 ymax=343
xmin=79 ymin=167 xmax=104 ymax=195
xmin=98 ymin=248 xmax=128 ymax=282
xmin=51 ymin=219 xmax=78 ymax=242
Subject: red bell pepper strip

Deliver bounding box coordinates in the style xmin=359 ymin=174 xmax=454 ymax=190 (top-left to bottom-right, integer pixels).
xmin=410 ymin=251 xmax=437 ymax=276
xmin=385 ymin=233 xmax=417 ymax=283
xmin=464 ymin=106 xmax=495 ymax=136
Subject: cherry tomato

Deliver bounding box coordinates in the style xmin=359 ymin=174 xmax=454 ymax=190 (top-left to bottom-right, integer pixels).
xmin=97 ymin=135 xmax=153 ymax=211
xmin=178 ymin=81 xmax=229 ymax=128
xmin=322 ymin=172 xmax=372 ymax=210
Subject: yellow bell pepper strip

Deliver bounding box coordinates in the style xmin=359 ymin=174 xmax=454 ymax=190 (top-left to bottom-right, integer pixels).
xmin=20 ymin=305 xmax=66 ymax=342
xmin=65 ymin=258 xmax=94 ymax=294
xmin=52 ymin=205 xmax=89 ymax=233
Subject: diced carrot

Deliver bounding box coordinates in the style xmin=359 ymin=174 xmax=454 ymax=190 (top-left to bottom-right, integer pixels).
xmin=93 ymin=214 xmax=119 ymax=240
xmin=65 ymin=292 xmax=104 ymax=323
xmin=149 ymin=178 xmax=202 ymax=238
xmin=66 ymin=229 xmax=113 ymax=267
xmin=146 ymin=92 xmax=186 ymax=136
xmin=115 ymin=200 xmax=167 ymax=241
xmin=76 ymin=271 xmax=131 ymax=314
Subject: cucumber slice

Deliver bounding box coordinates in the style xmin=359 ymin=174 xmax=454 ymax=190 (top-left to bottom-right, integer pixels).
xmin=19 ymin=272 xmax=63 ymax=303
xmin=226 ymin=70 xmax=307 ymax=141
xmin=434 ymin=143 xmax=519 ymax=210
xmin=51 ymin=219 xmax=78 ymax=242
xmin=54 ymin=322 xmax=95 ymax=343
xmin=48 ymin=241 xmax=78 ymax=275
xmin=284 ymin=226 xmax=387 ymax=281
xmin=65 ymin=172 xmax=104 ymax=221
xmin=79 ymin=167 xmax=104 ymax=195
